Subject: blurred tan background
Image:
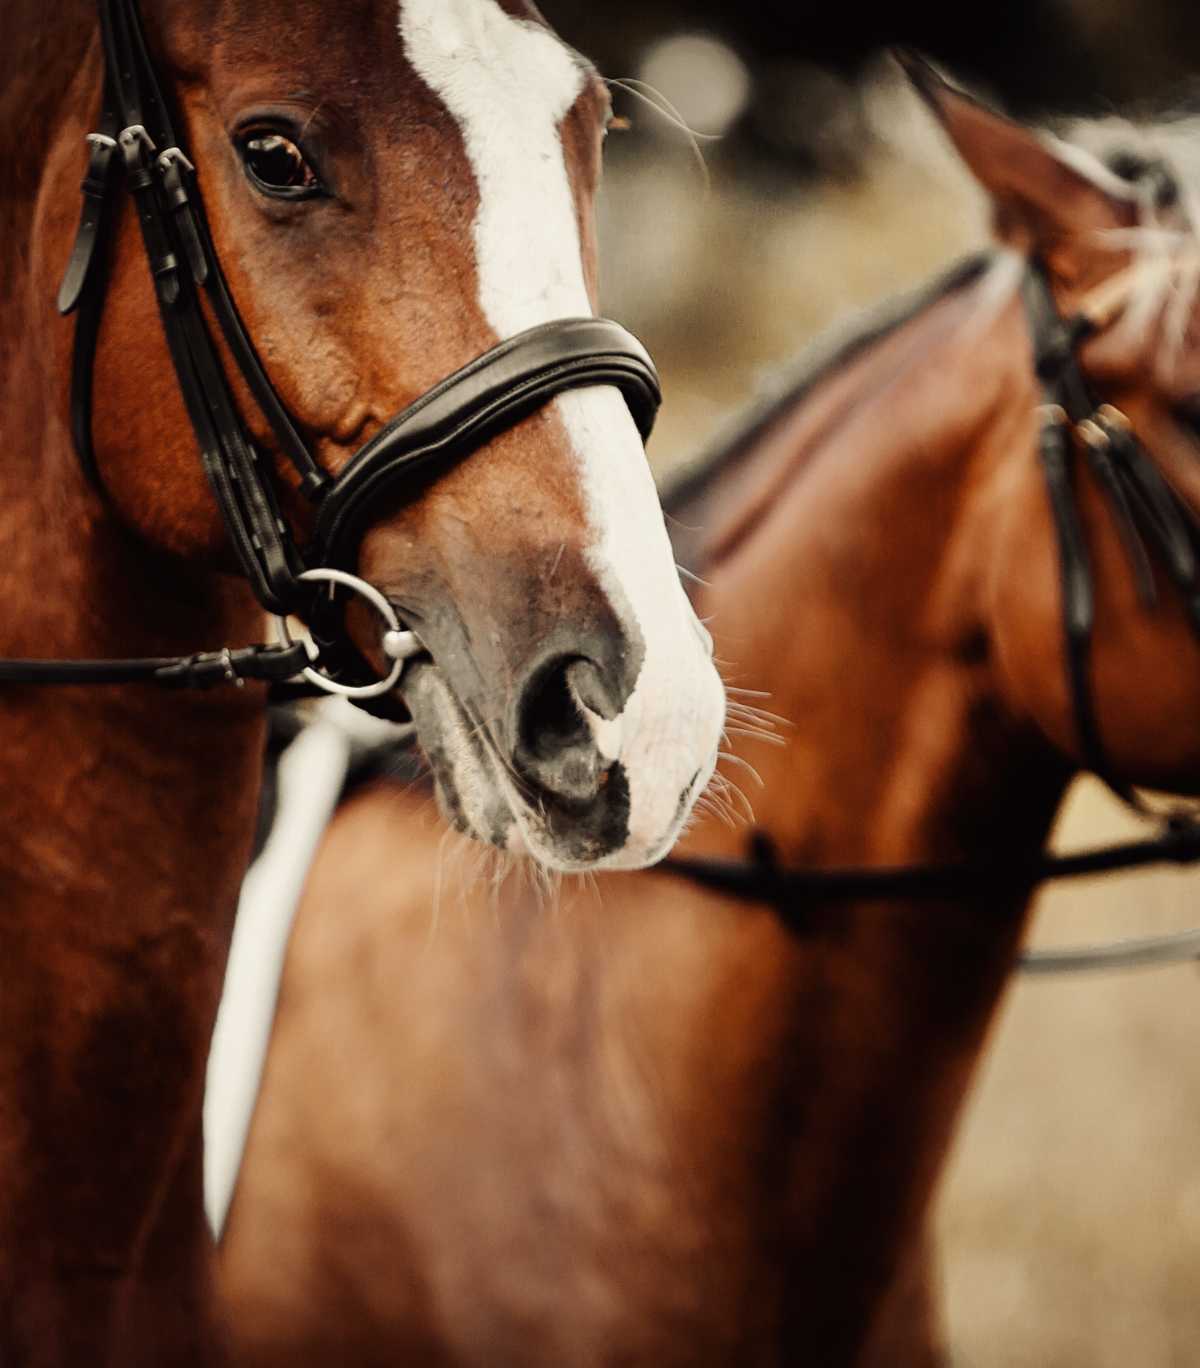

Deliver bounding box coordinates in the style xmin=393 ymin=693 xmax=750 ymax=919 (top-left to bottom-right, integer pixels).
xmin=537 ymin=10 xmax=1200 ymax=1363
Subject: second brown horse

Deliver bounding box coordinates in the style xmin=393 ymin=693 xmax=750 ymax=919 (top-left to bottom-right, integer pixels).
xmin=218 ymin=73 xmax=1200 ymax=1365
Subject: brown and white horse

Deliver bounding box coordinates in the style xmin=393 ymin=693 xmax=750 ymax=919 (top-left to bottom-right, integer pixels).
xmin=0 ymin=1 xmax=722 ymax=1361
xmin=216 ymin=72 xmax=1200 ymax=1366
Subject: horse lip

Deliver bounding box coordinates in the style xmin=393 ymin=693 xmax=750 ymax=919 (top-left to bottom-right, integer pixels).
xmin=400 ymin=659 xmax=494 ymax=775
xmin=398 ymin=656 xmax=451 ymax=718
xmin=399 ymin=660 xmax=633 ymax=867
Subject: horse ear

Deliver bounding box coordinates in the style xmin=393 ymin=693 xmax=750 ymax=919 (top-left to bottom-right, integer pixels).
xmin=895 ymin=52 xmax=1137 ymax=271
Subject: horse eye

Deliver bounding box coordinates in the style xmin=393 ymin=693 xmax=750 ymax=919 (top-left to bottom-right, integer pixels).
xmin=238 ymin=132 xmax=323 ymax=198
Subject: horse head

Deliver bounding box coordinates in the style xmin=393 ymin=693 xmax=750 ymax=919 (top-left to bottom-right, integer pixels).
xmin=35 ymin=0 xmax=724 ymax=870
xmin=908 ymin=60 xmax=1200 ymax=797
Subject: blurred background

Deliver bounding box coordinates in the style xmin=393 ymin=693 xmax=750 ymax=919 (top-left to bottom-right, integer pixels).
xmin=536 ymin=4 xmax=1200 ymax=1365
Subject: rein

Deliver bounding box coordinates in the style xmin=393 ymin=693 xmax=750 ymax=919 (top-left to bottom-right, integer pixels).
xmin=12 ymin=0 xmax=660 ymax=708
xmin=665 ymin=258 xmax=1200 ymax=976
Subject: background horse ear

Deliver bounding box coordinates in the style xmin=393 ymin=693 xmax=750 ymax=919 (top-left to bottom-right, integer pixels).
xmin=895 ymin=51 xmax=1139 ymax=281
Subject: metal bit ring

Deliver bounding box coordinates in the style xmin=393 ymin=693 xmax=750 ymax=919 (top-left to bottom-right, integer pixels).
xmin=271 ymin=568 xmax=417 ymax=700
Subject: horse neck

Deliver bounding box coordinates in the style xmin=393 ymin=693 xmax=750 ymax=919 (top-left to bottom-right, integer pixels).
xmin=228 ymin=265 xmax=1079 ymax=1358
xmin=0 ymin=29 xmax=265 ymax=1341
xmin=692 ymin=258 xmax=1068 ymax=872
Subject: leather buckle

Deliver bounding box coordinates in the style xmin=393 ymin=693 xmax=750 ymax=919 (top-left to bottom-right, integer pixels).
xmin=118 ymin=125 xmax=184 ymax=307
xmin=57 ymin=132 xmax=121 ymax=315
xmin=219 ymin=647 xmax=243 ymax=688
xmin=152 ymin=643 xmax=311 ymax=690
xmin=157 ymin=147 xmax=209 ymax=285
xmin=118 ymin=123 xmax=156 ymax=178
xmin=81 ymin=132 xmax=118 ymax=198
xmin=157 ymin=147 xmax=194 ymax=176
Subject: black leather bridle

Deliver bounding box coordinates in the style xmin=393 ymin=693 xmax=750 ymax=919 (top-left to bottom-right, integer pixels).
xmin=665 ymin=257 xmax=1200 ymax=974
xmin=4 ymin=0 xmax=660 ymax=704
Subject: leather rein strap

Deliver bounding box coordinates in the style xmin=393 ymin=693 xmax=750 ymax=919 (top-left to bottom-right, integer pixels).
xmin=10 ymin=0 xmax=660 ymax=699
xmin=664 ymin=259 xmax=1200 ymax=976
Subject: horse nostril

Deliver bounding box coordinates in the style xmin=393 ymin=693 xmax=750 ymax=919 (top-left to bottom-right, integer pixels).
xmin=564 ymin=657 xmax=624 ymax=721
xmin=515 ymin=655 xmax=615 ymax=807
xmin=520 ymin=657 xmax=588 ymax=760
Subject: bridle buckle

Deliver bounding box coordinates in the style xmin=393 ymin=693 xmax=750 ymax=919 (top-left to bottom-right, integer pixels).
xmin=118 ymin=123 xmax=155 ymax=160
xmin=157 ymin=147 xmax=194 ymax=174
xmin=219 ymin=647 xmax=242 ymax=688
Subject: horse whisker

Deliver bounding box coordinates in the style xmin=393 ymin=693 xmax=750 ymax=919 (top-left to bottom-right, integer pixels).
xmin=677 ymin=564 xmax=711 ymax=588
xmin=604 ymin=77 xmax=716 ymax=196
xmin=725 ymin=726 xmax=787 ymax=749
xmin=717 ymin=750 xmax=766 ymax=789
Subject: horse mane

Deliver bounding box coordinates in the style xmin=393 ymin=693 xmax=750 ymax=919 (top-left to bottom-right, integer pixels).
xmin=660 ymin=250 xmax=995 ymax=569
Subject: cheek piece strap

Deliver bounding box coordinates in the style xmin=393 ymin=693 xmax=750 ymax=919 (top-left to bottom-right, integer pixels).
xmin=14 ymin=0 xmax=660 ymax=709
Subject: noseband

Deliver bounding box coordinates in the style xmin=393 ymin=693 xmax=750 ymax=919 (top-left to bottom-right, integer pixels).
xmin=6 ymin=0 xmax=660 ymax=706
xmin=667 ymin=256 xmax=1200 ymax=975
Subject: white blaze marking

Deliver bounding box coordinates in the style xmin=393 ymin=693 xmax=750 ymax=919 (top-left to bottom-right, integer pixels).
xmin=400 ymin=0 xmax=723 ymax=862
xmin=399 ymin=0 xmax=591 ymax=331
